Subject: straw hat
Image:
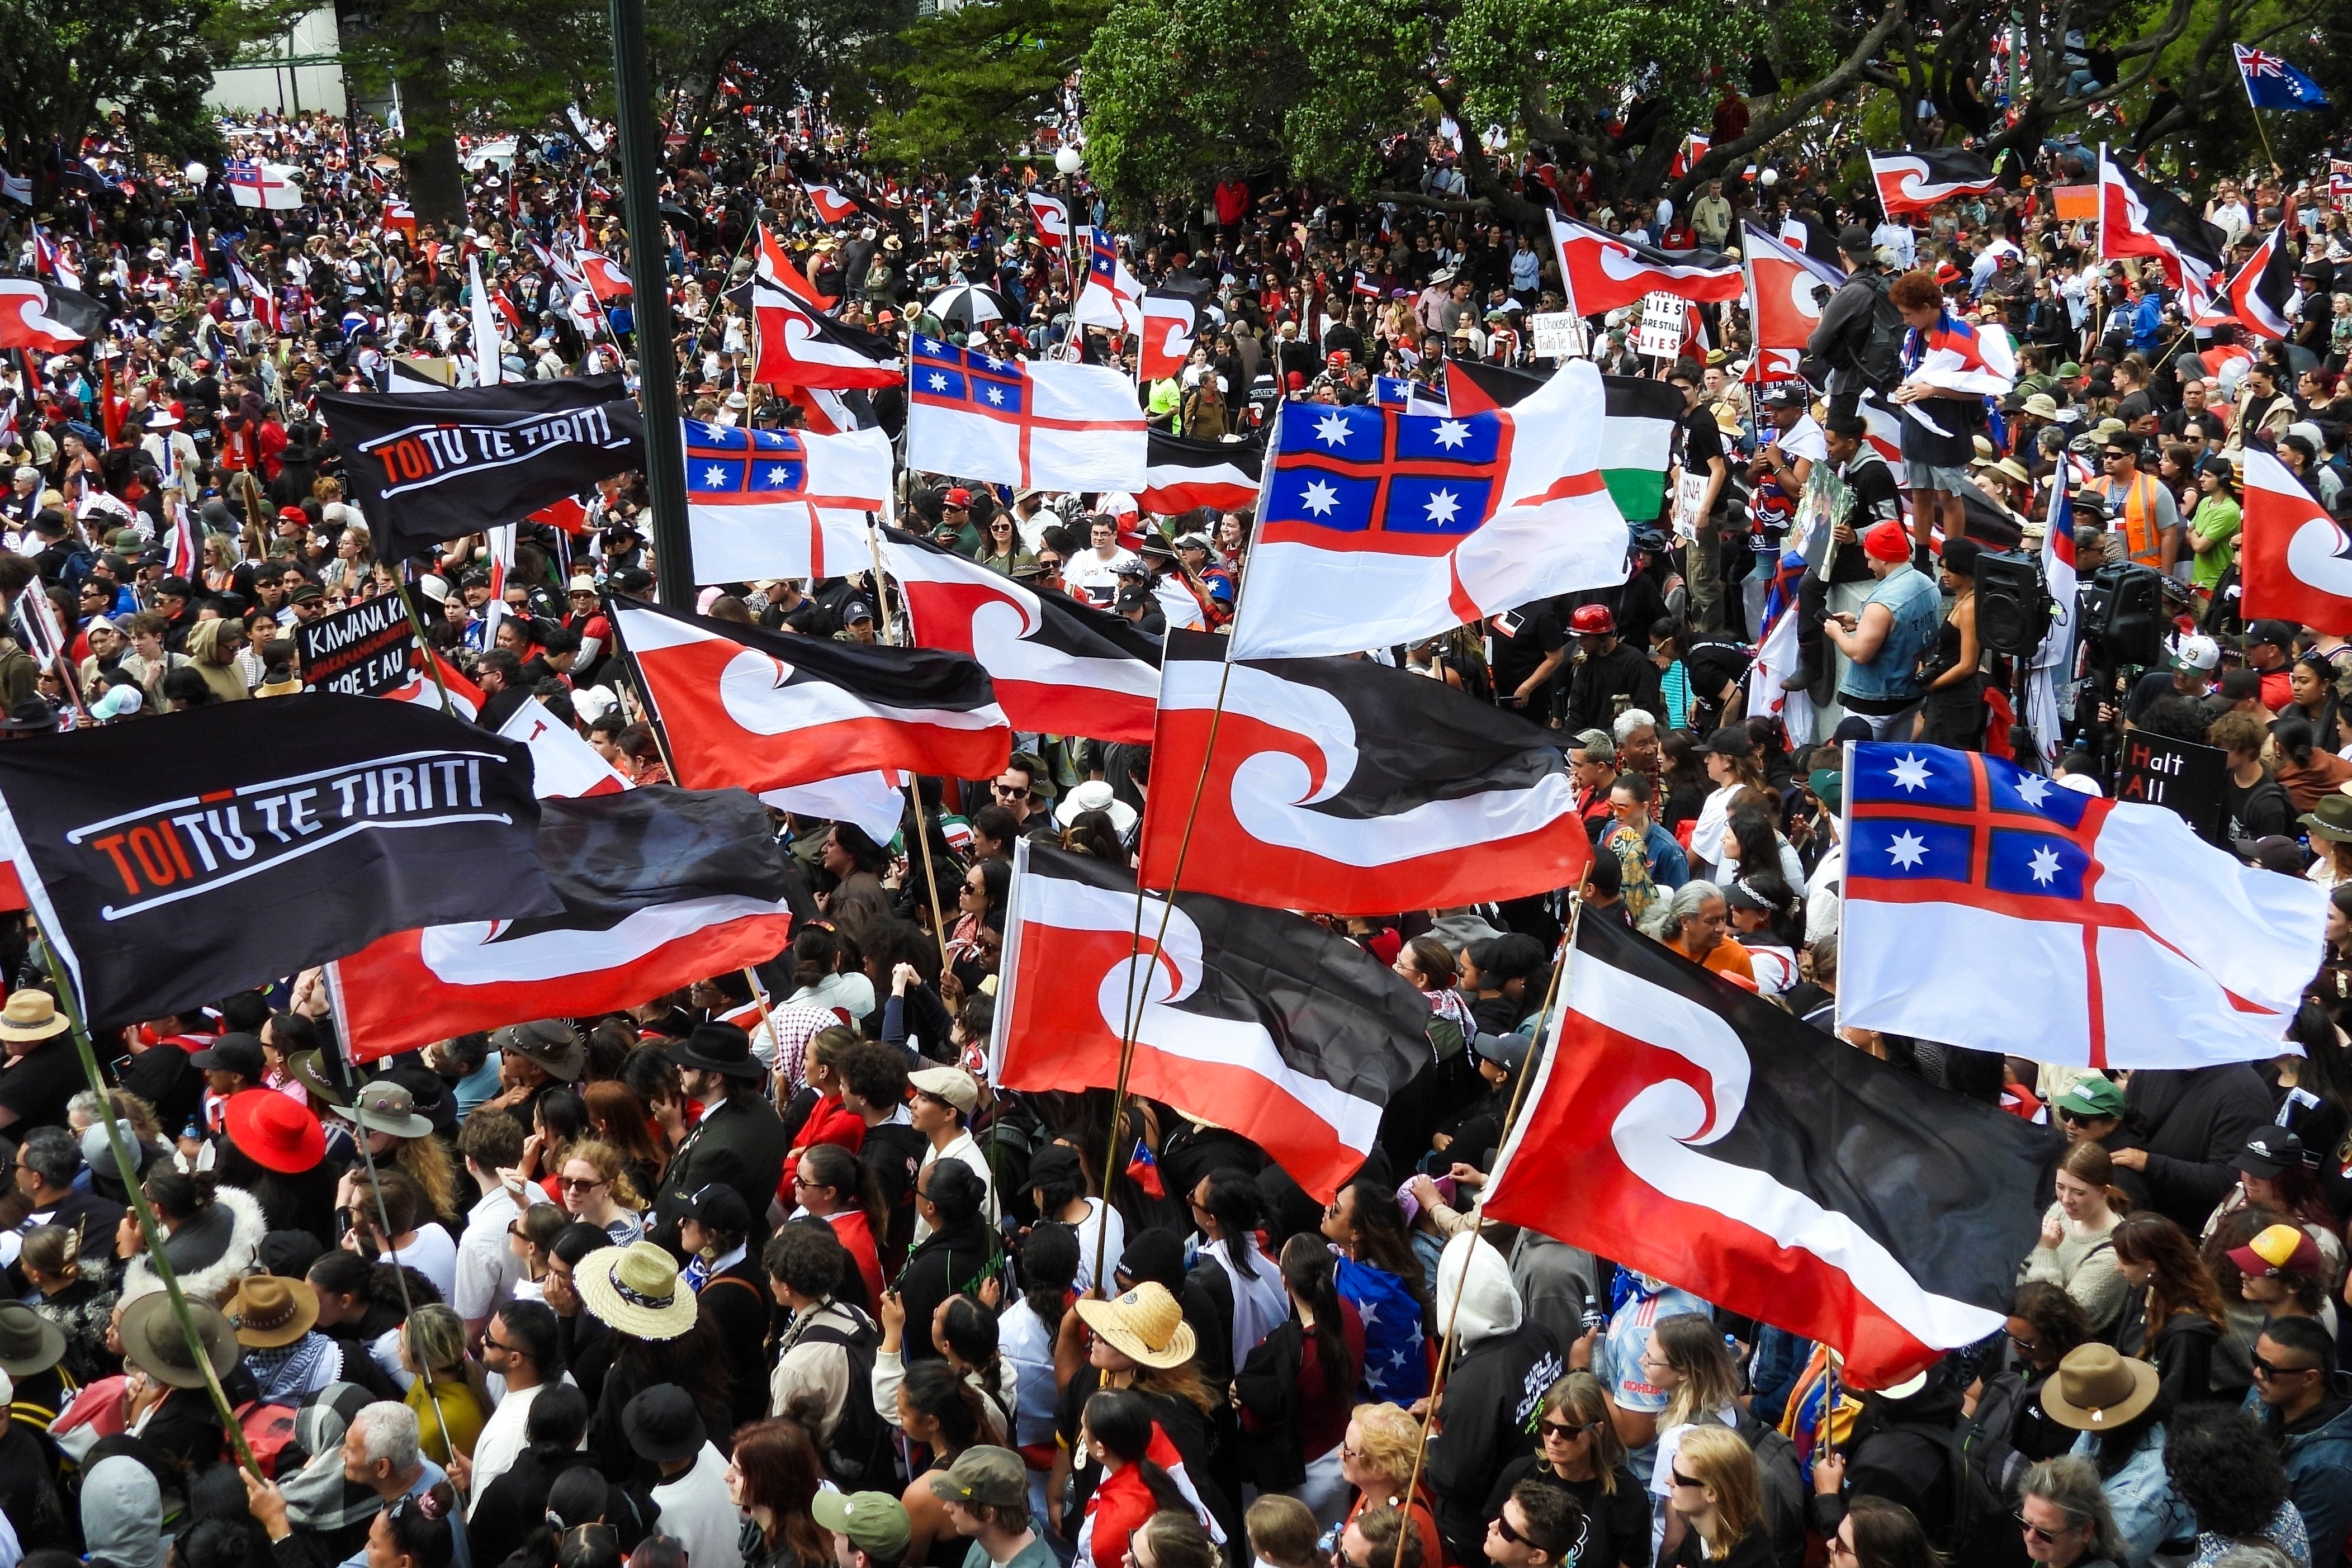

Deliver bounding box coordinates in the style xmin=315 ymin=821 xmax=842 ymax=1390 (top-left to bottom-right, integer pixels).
xmin=574 ymin=1241 xmax=701 ymax=1340
xmin=0 ymin=990 xmax=69 ymax=1042
xmin=225 ymin=1275 xmax=320 ymax=1348
xmin=2039 ymin=1343 xmax=2160 ymax=1430
xmin=1074 ymin=1281 xmax=1197 ymax=1368
xmin=120 ymin=1292 xmax=239 ymax=1389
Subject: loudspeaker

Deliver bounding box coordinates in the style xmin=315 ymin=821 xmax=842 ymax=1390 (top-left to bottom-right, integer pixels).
xmin=1974 ymin=550 xmax=2051 ymax=657
xmin=2081 ymin=561 xmax=2166 ymax=669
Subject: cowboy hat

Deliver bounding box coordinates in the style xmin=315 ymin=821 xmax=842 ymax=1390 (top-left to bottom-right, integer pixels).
xmin=665 ymin=1021 xmax=766 ymax=1081
xmin=224 ymin=1089 xmax=327 ymax=1173
xmin=491 ymin=1020 xmax=585 ymax=1082
xmin=0 ymin=1302 xmax=66 ymax=1376
xmin=335 ymin=1081 xmax=434 ymax=1140
xmin=225 ymin=1275 xmax=320 ymax=1348
xmin=120 ymin=1292 xmax=239 ymax=1389
xmin=574 ymin=1241 xmax=702 ymax=1340
xmin=2302 ymin=792 xmax=2352 ymax=844
xmin=283 ymin=1049 xmax=352 ymax=1109
xmin=1074 ymin=1281 xmax=1197 ymax=1369
xmin=2039 ymin=1343 xmax=2160 ymax=1430
xmin=0 ymin=990 xmax=69 ymax=1042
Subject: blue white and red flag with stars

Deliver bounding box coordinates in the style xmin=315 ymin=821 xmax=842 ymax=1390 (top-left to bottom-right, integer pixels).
xmin=1838 ymin=741 xmax=2322 ymax=1069
xmin=681 ymin=417 xmax=893 ymax=582
xmin=903 ymin=335 xmax=1146 ymax=492
xmin=1073 ymin=228 xmax=1144 ymax=333
xmin=1228 ymin=358 xmax=1625 ymax=659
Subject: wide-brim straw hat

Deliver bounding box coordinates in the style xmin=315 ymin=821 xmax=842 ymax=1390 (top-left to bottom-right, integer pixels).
xmin=1074 ymin=1282 xmax=1197 ymax=1369
xmin=574 ymin=1241 xmax=701 ymax=1340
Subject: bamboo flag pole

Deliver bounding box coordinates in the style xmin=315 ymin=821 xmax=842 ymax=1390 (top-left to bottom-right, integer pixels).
xmin=1388 ymin=900 xmax=1582 ymax=1568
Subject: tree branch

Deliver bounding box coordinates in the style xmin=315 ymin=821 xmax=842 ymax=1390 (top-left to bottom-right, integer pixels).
xmin=1667 ymin=0 xmax=1906 ymax=203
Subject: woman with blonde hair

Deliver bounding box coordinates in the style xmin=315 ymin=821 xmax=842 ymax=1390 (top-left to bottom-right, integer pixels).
xmin=2022 ymin=1139 xmax=2133 ymax=1337
xmin=1646 ymin=1311 xmax=1747 ymax=1557
xmin=557 ymin=1138 xmax=649 ymax=1245
xmin=1335 ymin=1402 xmax=1442 ymax=1568
xmin=1665 ymin=1424 xmax=1769 ymax=1568
xmin=1485 ymin=1372 xmax=1648 ymax=1568
xmin=400 ymin=1302 xmax=493 ymax=1463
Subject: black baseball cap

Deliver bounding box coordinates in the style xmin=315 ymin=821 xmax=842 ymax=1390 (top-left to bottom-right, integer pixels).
xmin=1701 ymin=725 xmax=1755 ymax=758
xmin=2235 ymin=1129 xmax=2303 ymax=1179
xmin=188 ymin=1032 xmax=266 ymax=1079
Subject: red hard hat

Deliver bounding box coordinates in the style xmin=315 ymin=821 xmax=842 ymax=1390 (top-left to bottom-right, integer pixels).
xmin=1568 ymin=604 xmax=1616 ymax=636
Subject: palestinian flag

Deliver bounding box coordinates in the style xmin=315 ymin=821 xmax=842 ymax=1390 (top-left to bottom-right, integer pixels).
xmin=884 ymin=528 xmax=1161 ymax=743
xmin=1483 ymin=913 xmax=2059 ymax=1388
xmin=613 ymin=595 xmax=1011 ymax=793
xmin=1137 ymin=629 xmax=1589 ymax=913
xmin=338 ymin=787 xmax=806 ymax=1062
xmin=991 ymin=841 xmax=1429 ymax=1201
xmin=1140 ymin=432 xmax=1261 ymax=515
xmin=1446 ymin=364 xmax=1681 ymax=528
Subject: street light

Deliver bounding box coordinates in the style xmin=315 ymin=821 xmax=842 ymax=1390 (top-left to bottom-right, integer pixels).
xmin=1054 ymin=145 xmax=1083 ymax=175
xmin=183 ymin=162 xmax=209 ymax=187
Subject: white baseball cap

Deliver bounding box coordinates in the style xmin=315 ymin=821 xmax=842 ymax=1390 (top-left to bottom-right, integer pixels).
xmin=2169 ymin=633 xmax=2221 ymax=672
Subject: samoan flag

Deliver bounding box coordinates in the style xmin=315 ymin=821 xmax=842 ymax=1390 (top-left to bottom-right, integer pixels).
xmin=1838 ymin=742 xmax=2325 ymax=1069
xmin=1334 ymin=1253 xmax=1428 ymax=1403
xmin=2235 ymin=43 xmax=2330 ymax=110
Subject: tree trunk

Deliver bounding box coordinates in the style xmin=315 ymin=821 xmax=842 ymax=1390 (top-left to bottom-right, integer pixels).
xmin=396 ymin=9 xmax=467 ymax=227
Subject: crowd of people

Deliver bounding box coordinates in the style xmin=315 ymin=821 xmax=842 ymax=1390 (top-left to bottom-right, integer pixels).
xmin=0 ymin=53 xmax=2350 ymax=1568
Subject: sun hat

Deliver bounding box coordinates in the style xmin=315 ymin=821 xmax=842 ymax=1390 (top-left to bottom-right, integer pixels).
xmin=1074 ymin=1281 xmax=1197 ymax=1369
xmin=223 ymin=1089 xmax=327 ymax=1173
xmin=575 ymin=1240 xmax=702 ymax=1340
xmin=2040 ymin=1343 xmax=2160 ymax=1430
xmin=908 ymin=1064 xmax=978 ymax=1115
xmin=0 ymin=1301 xmax=67 ymax=1376
xmin=337 ymin=1080 xmax=434 ymax=1140
xmin=2023 ymin=393 xmax=2060 ymax=419
xmin=1053 ymin=779 xmax=1139 ymax=835
xmin=0 ymin=990 xmax=69 ymax=1043
xmin=120 ymin=1292 xmax=239 ymax=1389
xmin=621 ymin=1383 xmax=707 ymax=1463
xmin=927 ymin=1446 xmax=1028 ymax=1509
xmin=665 ymin=1021 xmax=767 ymax=1082
xmin=2052 ymin=1076 xmax=2126 ymax=1119
xmin=225 ymin=1275 xmax=320 ymax=1348
xmin=2227 ymin=1222 xmax=2325 ymax=1280
xmin=491 ymin=1020 xmax=584 ymax=1082
xmin=2301 ymin=792 xmax=2352 ymax=844
xmin=284 ymin=1049 xmax=352 ymax=1109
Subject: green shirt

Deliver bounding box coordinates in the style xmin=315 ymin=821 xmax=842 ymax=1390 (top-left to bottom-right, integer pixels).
xmin=2188 ymin=492 xmax=2241 ymax=590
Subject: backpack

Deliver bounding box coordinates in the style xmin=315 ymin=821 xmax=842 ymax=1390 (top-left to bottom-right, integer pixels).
xmin=796 ymin=1311 xmax=901 ymax=1489
xmin=232 ymin=1399 xmax=301 ymax=1478
xmin=1880 ymin=1418 xmax=2017 ymax=1568
xmin=1733 ymin=1405 xmax=1807 ymax=1568
xmin=1845 ymin=273 xmax=1907 ymax=392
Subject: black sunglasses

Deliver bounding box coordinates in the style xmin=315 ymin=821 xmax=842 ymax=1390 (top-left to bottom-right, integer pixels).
xmin=1670 ymin=1470 xmax=1702 ymax=1489
xmin=2252 ymin=1352 xmax=2315 ymax=1381
xmin=2014 ymin=1513 xmax=2069 ymax=1545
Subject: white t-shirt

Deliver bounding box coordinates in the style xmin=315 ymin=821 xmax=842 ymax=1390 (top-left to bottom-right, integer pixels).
xmin=649 ymin=1443 xmax=741 ymax=1568
xmin=1062 ymin=546 xmax=1139 ymax=607
xmin=382 ymin=1223 xmax=460 ymax=1301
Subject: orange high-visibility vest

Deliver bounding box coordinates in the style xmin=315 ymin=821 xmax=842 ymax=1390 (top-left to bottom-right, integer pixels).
xmin=2110 ymin=472 xmax=2164 ymax=566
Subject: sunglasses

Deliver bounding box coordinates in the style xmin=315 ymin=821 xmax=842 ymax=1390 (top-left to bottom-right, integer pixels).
xmin=1670 ymin=1470 xmax=1703 ymax=1490
xmin=2251 ymin=1352 xmax=2315 ymax=1381
xmin=2014 ymin=1514 xmax=2071 ymax=1545
xmin=992 ymin=784 xmax=1028 ymax=798
xmin=1539 ymin=1419 xmax=1599 ymax=1441
xmin=558 ymin=1175 xmax=607 ymax=1192
xmin=1493 ymin=1515 xmax=1525 ymax=1547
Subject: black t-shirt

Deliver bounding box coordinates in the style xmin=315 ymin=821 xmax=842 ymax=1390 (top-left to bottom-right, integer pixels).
xmin=1681 ymin=405 xmax=1726 ymax=477
xmin=1490 ymin=603 xmax=1568 ymax=701
xmin=0 ymin=1034 xmax=86 ymax=1132
xmin=1829 ymin=457 xmax=1903 ymax=585
xmin=2221 ymin=772 xmax=2293 ymax=841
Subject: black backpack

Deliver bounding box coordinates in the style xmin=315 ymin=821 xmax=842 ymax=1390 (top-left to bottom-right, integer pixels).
xmin=797 ymin=1309 xmax=902 ymax=1489
xmin=1732 ymin=1406 xmax=1807 ymax=1568
xmin=1849 ymin=273 xmax=1908 ymax=392
xmin=1880 ymin=1418 xmax=2019 ymax=1568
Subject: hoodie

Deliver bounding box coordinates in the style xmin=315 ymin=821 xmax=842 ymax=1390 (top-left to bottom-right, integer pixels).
xmin=81 ymin=1454 xmax=163 ymax=1568
xmin=183 ymin=618 xmax=252 ymax=703
xmin=1424 ymin=1233 xmax=1564 ymax=1561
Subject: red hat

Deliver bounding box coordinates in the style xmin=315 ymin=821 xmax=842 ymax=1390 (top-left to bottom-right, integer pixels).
xmin=1568 ymin=603 xmax=1616 ymax=636
xmin=1863 ymin=519 xmax=1913 ymax=563
xmin=223 ymin=1088 xmax=326 ymax=1173
xmin=277 ymin=506 xmax=307 ymax=525
xmin=2227 ymin=1222 xmax=2325 ymax=1280
xmin=944 ymin=487 xmax=973 ymax=508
